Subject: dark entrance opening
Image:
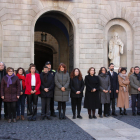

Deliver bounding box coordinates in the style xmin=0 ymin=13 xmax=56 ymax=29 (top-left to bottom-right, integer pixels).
xmin=34 ymin=11 xmax=74 ymax=73
xmin=35 ymin=42 xmax=53 ymax=73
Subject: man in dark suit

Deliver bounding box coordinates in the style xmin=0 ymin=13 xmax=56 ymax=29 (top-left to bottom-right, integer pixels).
xmin=108 ymin=63 xmax=119 ymax=116
xmin=45 ymin=61 xmax=56 ymax=117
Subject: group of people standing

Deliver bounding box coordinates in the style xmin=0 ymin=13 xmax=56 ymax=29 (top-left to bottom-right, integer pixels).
xmin=0 ymin=61 xmax=140 ymax=123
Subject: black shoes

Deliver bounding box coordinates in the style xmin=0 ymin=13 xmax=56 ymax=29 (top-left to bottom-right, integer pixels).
xmin=47 ymin=116 xmax=52 ymax=120
xmin=51 ymin=112 xmax=56 ymax=117
xmin=99 ymin=114 xmax=103 ymax=118
xmin=72 ymin=115 xmax=76 ymax=119
xmin=120 ymin=108 xmax=123 ymax=115
xmin=89 ymin=115 xmax=92 ymax=119
xmin=89 ymin=115 xmax=97 ymax=119
xmin=28 ymin=116 xmax=36 ymax=121
xmin=137 ymin=112 xmax=140 ymax=115
xmin=62 ymin=115 xmax=66 ymax=119
xmin=104 ymin=114 xmax=108 ymax=117
xmin=93 ymin=115 xmax=97 ymax=119
xmin=77 ymin=115 xmax=82 ymax=119
xmin=133 ymin=113 xmax=136 ymax=116
xmin=40 ymin=116 xmax=45 ymax=120
xmin=28 ymin=116 xmax=32 ymax=121
xmin=112 ymin=113 xmax=117 ymax=116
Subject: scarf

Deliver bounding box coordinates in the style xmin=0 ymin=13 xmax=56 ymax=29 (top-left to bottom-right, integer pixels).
xmin=6 ymin=73 xmax=15 ymax=87
xmin=17 ymin=73 xmax=26 ymax=89
xmin=134 ymin=72 xmax=140 ymax=82
xmin=119 ymin=73 xmax=128 ymax=92
xmin=119 ymin=73 xmax=127 ymax=80
xmin=100 ymin=73 xmax=107 ymax=77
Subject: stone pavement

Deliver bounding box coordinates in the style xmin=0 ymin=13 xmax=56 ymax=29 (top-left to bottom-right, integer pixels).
xmin=0 ymin=111 xmax=95 ymax=140
xmin=0 ymin=100 xmax=140 ymax=140
xmin=66 ymin=107 xmax=140 ymax=140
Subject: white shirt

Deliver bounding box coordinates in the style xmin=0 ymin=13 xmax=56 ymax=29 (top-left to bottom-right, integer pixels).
xmin=31 ymin=75 xmax=36 ymax=86
xmin=110 ymin=71 xmax=113 ymax=76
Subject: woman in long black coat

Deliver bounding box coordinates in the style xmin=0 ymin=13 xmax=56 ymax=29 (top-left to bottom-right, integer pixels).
xmin=84 ymin=67 xmax=100 ymax=119
xmin=70 ymin=68 xmax=84 ymax=119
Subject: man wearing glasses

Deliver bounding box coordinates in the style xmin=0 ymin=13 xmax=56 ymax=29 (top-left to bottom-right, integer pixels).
xmin=130 ymin=66 xmax=140 ymax=116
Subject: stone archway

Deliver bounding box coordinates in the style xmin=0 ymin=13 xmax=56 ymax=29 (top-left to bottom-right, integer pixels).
xmin=104 ymin=18 xmax=133 ymax=71
xmin=31 ymin=8 xmax=79 ymax=72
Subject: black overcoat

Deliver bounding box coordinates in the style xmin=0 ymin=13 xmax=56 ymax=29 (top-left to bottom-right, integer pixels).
xmin=40 ymin=72 xmax=54 ymax=98
xmin=70 ymin=76 xmax=84 ymax=98
xmin=108 ymin=71 xmax=119 ymax=99
xmin=84 ymin=75 xmax=100 ymax=110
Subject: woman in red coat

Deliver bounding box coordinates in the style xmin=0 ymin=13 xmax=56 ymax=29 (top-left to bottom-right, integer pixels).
xmin=25 ymin=64 xmax=41 ymax=121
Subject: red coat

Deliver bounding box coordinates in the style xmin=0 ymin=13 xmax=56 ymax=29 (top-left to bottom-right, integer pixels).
xmin=25 ymin=73 xmax=41 ymax=95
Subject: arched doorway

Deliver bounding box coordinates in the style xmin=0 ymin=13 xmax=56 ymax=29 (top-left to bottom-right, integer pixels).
xmin=34 ymin=11 xmax=74 ymax=73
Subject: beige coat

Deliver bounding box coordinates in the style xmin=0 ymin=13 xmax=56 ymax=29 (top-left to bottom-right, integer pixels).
xmin=117 ymin=75 xmax=130 ymax=109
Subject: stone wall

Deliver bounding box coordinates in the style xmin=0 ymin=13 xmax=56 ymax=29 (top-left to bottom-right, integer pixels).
xmin=0 ymin=0 xmax=139 ymax=75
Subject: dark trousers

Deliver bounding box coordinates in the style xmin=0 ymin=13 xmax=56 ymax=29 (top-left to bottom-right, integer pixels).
xmin=41 ymin=97 xmax=51 ymax=117
xmin=71 ymin=98 xmax=82 ymax=116
xmin=27 ymin=94 xmax=38 ymax=117
xmin=131 ymin=94 xmax=140 ymax=113
xmin=110 ymin=98 xmax=116 ymax=114
xmin=7 ymin=102 xmax=16 ymax=119
xmin=4 ymin=102 xmax=8 ymax=118
xmin=98 ymin=103 xmax=110 ymax=115
xmin=50 ymin=95 xmax=55 ymax=114
xmin=0 ymin=99 xmax=8 ymax=118
xmin=17 ymin=94 xmax=25 ymax=116
xmin=0 ymin=98 xmax=2 ymax=118
xmin=58 ymin=102 xmax=66 ymax=113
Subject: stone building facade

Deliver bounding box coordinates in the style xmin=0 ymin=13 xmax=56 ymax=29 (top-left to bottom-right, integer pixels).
xmin=0 ymin=0 xmax=139 ymax=75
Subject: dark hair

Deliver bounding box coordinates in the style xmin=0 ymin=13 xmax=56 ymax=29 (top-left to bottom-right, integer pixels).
xmin=58 ymin=63 xmax=67 ymax=73
xmin=118 ymin=67 xmax=122 ymax=73
xmin=87 ymin=67 xmax=96 ymax=75
xmin=109 ymin=63 xmax=114 ymax=67
xmin=70 ymin=68 xmax=82 ymax=81
xmin=29 ymin=63 xmax=34 ymax=66
xmin=43 ymin=66 xmax=48 ymax=69
xmin=6 ymin=67 xmax=14 ymax=73
xmin=120 ymin=67 xmax=127 ymax=73
xmin=129 ymin=67 xmax=134 ymax=73
xmin=98 ymin=67 xmax=107 ymax=75
xmin=16 ymin=67 xmax=26 ymax=76
xmin=28 ymin=64 xmax=37 ymax=73
xmin=134 ymin=66 xmax=139 ymax=70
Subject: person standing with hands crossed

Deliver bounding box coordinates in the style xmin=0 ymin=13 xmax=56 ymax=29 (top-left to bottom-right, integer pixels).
xmin=108 ymin=63 xmax=119 ymax=116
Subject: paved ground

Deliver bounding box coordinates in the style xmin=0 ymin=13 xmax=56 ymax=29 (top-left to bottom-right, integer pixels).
xmin=1 ymin=98 xmax=140 ymax=140
xmin=113 ymin=110 xmax=140 ymax=129
xmin=0 ymin=113 xmax=95 ymax=140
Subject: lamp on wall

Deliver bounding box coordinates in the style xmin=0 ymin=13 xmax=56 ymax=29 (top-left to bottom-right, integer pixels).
xmin=41 ymin=32 xmax=47 ymax=42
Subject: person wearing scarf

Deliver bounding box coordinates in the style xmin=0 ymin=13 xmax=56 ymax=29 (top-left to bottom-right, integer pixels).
xmin=16 ymin=67 xmax=26 ymax=121
xmin=1 ymin=67 xmax=21 ymax=123
xmin=117 ymin=68 xmax=130 ymax=115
